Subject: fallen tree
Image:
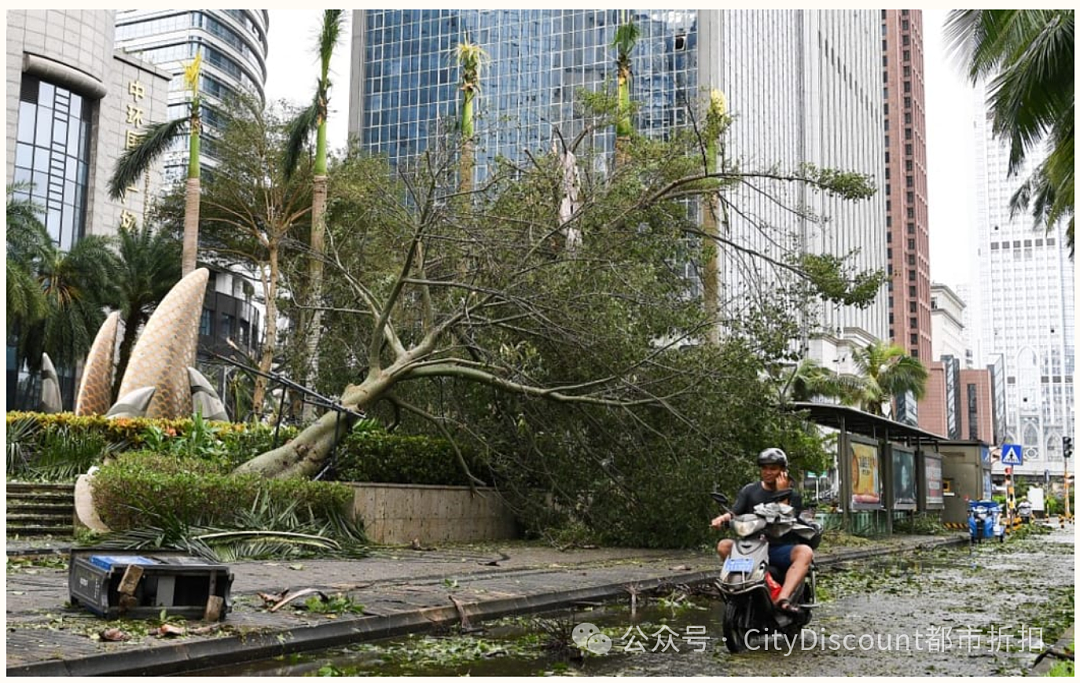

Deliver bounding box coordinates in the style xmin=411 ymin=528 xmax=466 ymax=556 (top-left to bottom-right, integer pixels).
xmin=235 ymin=104 xmax=883 ymax=483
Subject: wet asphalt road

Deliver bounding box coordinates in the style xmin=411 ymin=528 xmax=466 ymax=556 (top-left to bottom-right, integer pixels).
xmin=593 ymin=525 xmax=1074 ymax=676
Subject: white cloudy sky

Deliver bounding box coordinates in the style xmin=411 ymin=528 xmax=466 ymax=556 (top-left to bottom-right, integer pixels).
xmin=263 ymin=9 xmax=978 ymax=290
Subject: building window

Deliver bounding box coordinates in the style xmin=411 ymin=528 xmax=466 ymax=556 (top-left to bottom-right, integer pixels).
xmin=909 ymin=301 xmax=917 ymax=313
xmin=907 ymin=222 xmax=915 ymax=234
xmin=14 ymin=75 xmax=94 ymax=251
xmin=903 ymin=49 xmax=910 ymax=61
xmin=199 ymin=309 xmax=212 ymax=336
xmin=909 ymin=286 xmax=916 ymax=297
xmin=908 ymin=238 xmax=915 ymax=249
xmin=910 ymin=317 xmax=917 ymax=328
xmin=910 ymin=333 xmax=918 ymax=345
xmin=905 ymin=143 xmax=913 ymax=155
xmin=908 ymin=270 xmax=916 ymax=281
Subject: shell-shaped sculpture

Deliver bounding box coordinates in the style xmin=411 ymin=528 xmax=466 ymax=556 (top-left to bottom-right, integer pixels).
xmin=74 ymin=468 xmax=110 ymax=533
xmin=115 ymin=268 xmax=208 ymax=419
xmin=189 ymin=367 xmax=229 ymax=421
xmin=105 ymin=386 xmax=156 ymax=419
xmin=40 ymin=353 xmax=63 ymax=413
xmin=75 ymin=311 xmax=120 ymax=416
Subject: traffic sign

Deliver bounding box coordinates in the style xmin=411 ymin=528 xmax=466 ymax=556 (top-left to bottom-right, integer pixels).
xmin=1001 ymin=443 xmax=1023 ymax=466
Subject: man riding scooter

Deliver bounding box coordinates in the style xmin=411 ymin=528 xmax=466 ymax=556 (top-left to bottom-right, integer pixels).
xmin=711 ymin=448 xmax=814 ymax=615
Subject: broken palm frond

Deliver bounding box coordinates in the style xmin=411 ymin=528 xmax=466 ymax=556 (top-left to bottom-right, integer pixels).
xmin=269 ymin=588 xmax=329 ymax=613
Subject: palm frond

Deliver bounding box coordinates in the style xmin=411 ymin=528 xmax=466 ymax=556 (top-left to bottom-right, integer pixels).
xmin=108 ymin=117 xmax=189 ymax=199
xmin=284 ymin=98 xmax=320 ymax=179
xmin=319 ymin=10 xmax=345 ymax=69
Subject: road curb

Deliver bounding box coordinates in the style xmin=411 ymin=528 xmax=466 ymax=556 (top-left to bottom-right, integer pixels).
xmin=5 ymin=535 xmax=968 ymax=677
xmin=1031 ymin=624 xmax=1074 ymax=676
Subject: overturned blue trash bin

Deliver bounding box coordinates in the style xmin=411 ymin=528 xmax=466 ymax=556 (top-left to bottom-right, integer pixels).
xmin=68 ymin=549 xmax=233 ymax=620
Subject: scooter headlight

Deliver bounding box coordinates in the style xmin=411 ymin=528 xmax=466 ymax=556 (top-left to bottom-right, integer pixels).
xmin=731 ymin=516 xmax=765 ymax=537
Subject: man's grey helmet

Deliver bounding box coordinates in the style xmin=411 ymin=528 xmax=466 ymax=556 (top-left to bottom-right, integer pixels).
xmin=757 ymin=448 xmax=788 ymax=467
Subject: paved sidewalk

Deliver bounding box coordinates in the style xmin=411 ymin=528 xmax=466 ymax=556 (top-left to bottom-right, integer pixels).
xmin=6 ymin=535 xmax=965 ymax=677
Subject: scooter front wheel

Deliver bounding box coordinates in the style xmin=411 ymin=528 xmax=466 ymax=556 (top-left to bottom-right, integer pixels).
xmin=723 ymin=599 xmax=753 ymax=653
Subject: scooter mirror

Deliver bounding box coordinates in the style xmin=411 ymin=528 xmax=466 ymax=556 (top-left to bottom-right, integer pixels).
xmin=710 ymin=492 xmax=729 ymax=506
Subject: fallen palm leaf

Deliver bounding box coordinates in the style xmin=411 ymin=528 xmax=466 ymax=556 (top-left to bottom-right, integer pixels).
xmin=269 ymin=588 xmax=328 ymax=612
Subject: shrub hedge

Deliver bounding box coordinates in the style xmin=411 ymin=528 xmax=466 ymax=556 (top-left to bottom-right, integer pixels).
xmin=6 ymin=411 xmax=482 ymax=486
xmin=91 ymin=451 xmax=354 ymax=531
xmin=331 ymin=430 xmax=491 ymax=486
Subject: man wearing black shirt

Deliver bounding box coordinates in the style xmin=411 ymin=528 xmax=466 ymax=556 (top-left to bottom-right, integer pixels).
xmin=710 ymin=448 xmax=813 ymax=614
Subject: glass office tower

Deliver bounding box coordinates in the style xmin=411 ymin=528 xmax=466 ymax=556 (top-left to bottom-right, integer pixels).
xmin=351 ymin=9 xmax=696 ymax=176
xmin=349 ymin=9 xmax=887 ymax=354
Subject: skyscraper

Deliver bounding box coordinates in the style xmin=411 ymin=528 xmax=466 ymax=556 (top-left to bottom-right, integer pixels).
xmin=970 ymin=84 xmax=1075 ymax=477
xmin=348 ymin=9 xmax=887 ymax=360
xmin=881 ymin=10 xmax=930 ymax=363
xmin=113 ymin=10 xmax=270 ymax=180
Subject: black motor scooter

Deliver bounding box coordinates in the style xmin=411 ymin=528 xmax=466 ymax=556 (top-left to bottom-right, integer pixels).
xmin=712 ymin=491 xmax=821 ymax=653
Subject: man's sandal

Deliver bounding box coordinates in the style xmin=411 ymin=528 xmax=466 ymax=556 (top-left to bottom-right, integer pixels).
xmin=776 ymin=598 xmax=801 ymax=614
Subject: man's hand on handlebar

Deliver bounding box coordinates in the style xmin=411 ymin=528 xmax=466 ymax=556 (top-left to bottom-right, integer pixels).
xmin=711 ymin=513 xmax=732 ymax=529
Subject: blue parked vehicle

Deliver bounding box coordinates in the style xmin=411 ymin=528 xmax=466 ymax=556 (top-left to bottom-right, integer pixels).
xmin=968 ymin=500 xmax=1005 ymax=544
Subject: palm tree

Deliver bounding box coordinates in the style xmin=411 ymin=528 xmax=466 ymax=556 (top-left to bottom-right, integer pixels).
xmin=848 ymin=341 xmax=928 ymax=416
xmin=611 ymin=12 xmax=640 ymax=166
xmin=455 ymin=35 xmax=486 ymax=196
xmin=109 ymin=224 xmax=183 ymax=400
xmin=774 ymin=357 xmax=861 ymax=405
xmin=285 ymin=9 xmax=345 ymax=419
xmin=109 ymin=50 xmax=205 ymax=275
xmin=945 ymin=10 xmax=1074 ymax=256
xmin=16 ymin=234 xmax=120 ymax=380
xmin=6 ymin=187 xmax=49 ymax=334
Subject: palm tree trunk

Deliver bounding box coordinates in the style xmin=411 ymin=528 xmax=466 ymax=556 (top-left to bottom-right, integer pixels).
xmin=302 ymin=174 xmax=328 ymax=422
xmin=701 ymin=192 xmax=721 ymax=345
xmin=615 ymin=67 xmax=631 ymax=167
xmin=182 ymin=178 xmax=200 ymax=276
xmin=460 ymin=90 xmax=475 ymax=195
xmin=111 ymin=310 xmax=144 ymax=401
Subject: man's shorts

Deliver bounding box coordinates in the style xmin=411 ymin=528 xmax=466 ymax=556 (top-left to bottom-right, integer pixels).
xmin=768 ymin=544 xmax=796 ymax=570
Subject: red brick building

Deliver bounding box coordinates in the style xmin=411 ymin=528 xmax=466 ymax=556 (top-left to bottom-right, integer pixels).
xmin=881 ymin=9 xmax=931 ymax=363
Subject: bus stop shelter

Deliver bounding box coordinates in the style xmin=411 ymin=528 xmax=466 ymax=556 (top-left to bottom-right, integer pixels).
xmin=788 ymin=402 xmax=947 ymax=534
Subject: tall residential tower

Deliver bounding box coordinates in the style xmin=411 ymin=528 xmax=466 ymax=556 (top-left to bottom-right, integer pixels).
xmin=969 ymin=85 xmax=1075 ymax=478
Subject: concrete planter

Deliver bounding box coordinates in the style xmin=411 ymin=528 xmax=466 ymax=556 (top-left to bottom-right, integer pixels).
xmin=348 ymin=483 xmax=518 ymax=545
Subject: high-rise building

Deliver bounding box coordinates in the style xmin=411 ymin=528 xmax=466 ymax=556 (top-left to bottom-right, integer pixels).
xmin=113 ymin=10 xmax=270 ymax=181
xmin=880 ymin=10 xmax=930 ymax=364
xmin=113 ymin=10 xmax=271 ymax=397
xmin=969 ymin=84 xmax=1075 ymax=477
xmin=7 ymin=10 xmax=171 ymax=409
xmin=348 ymin=9 xmax=887 ymax=362
xmin=928 ymin=283 xmax=966 ymax=363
